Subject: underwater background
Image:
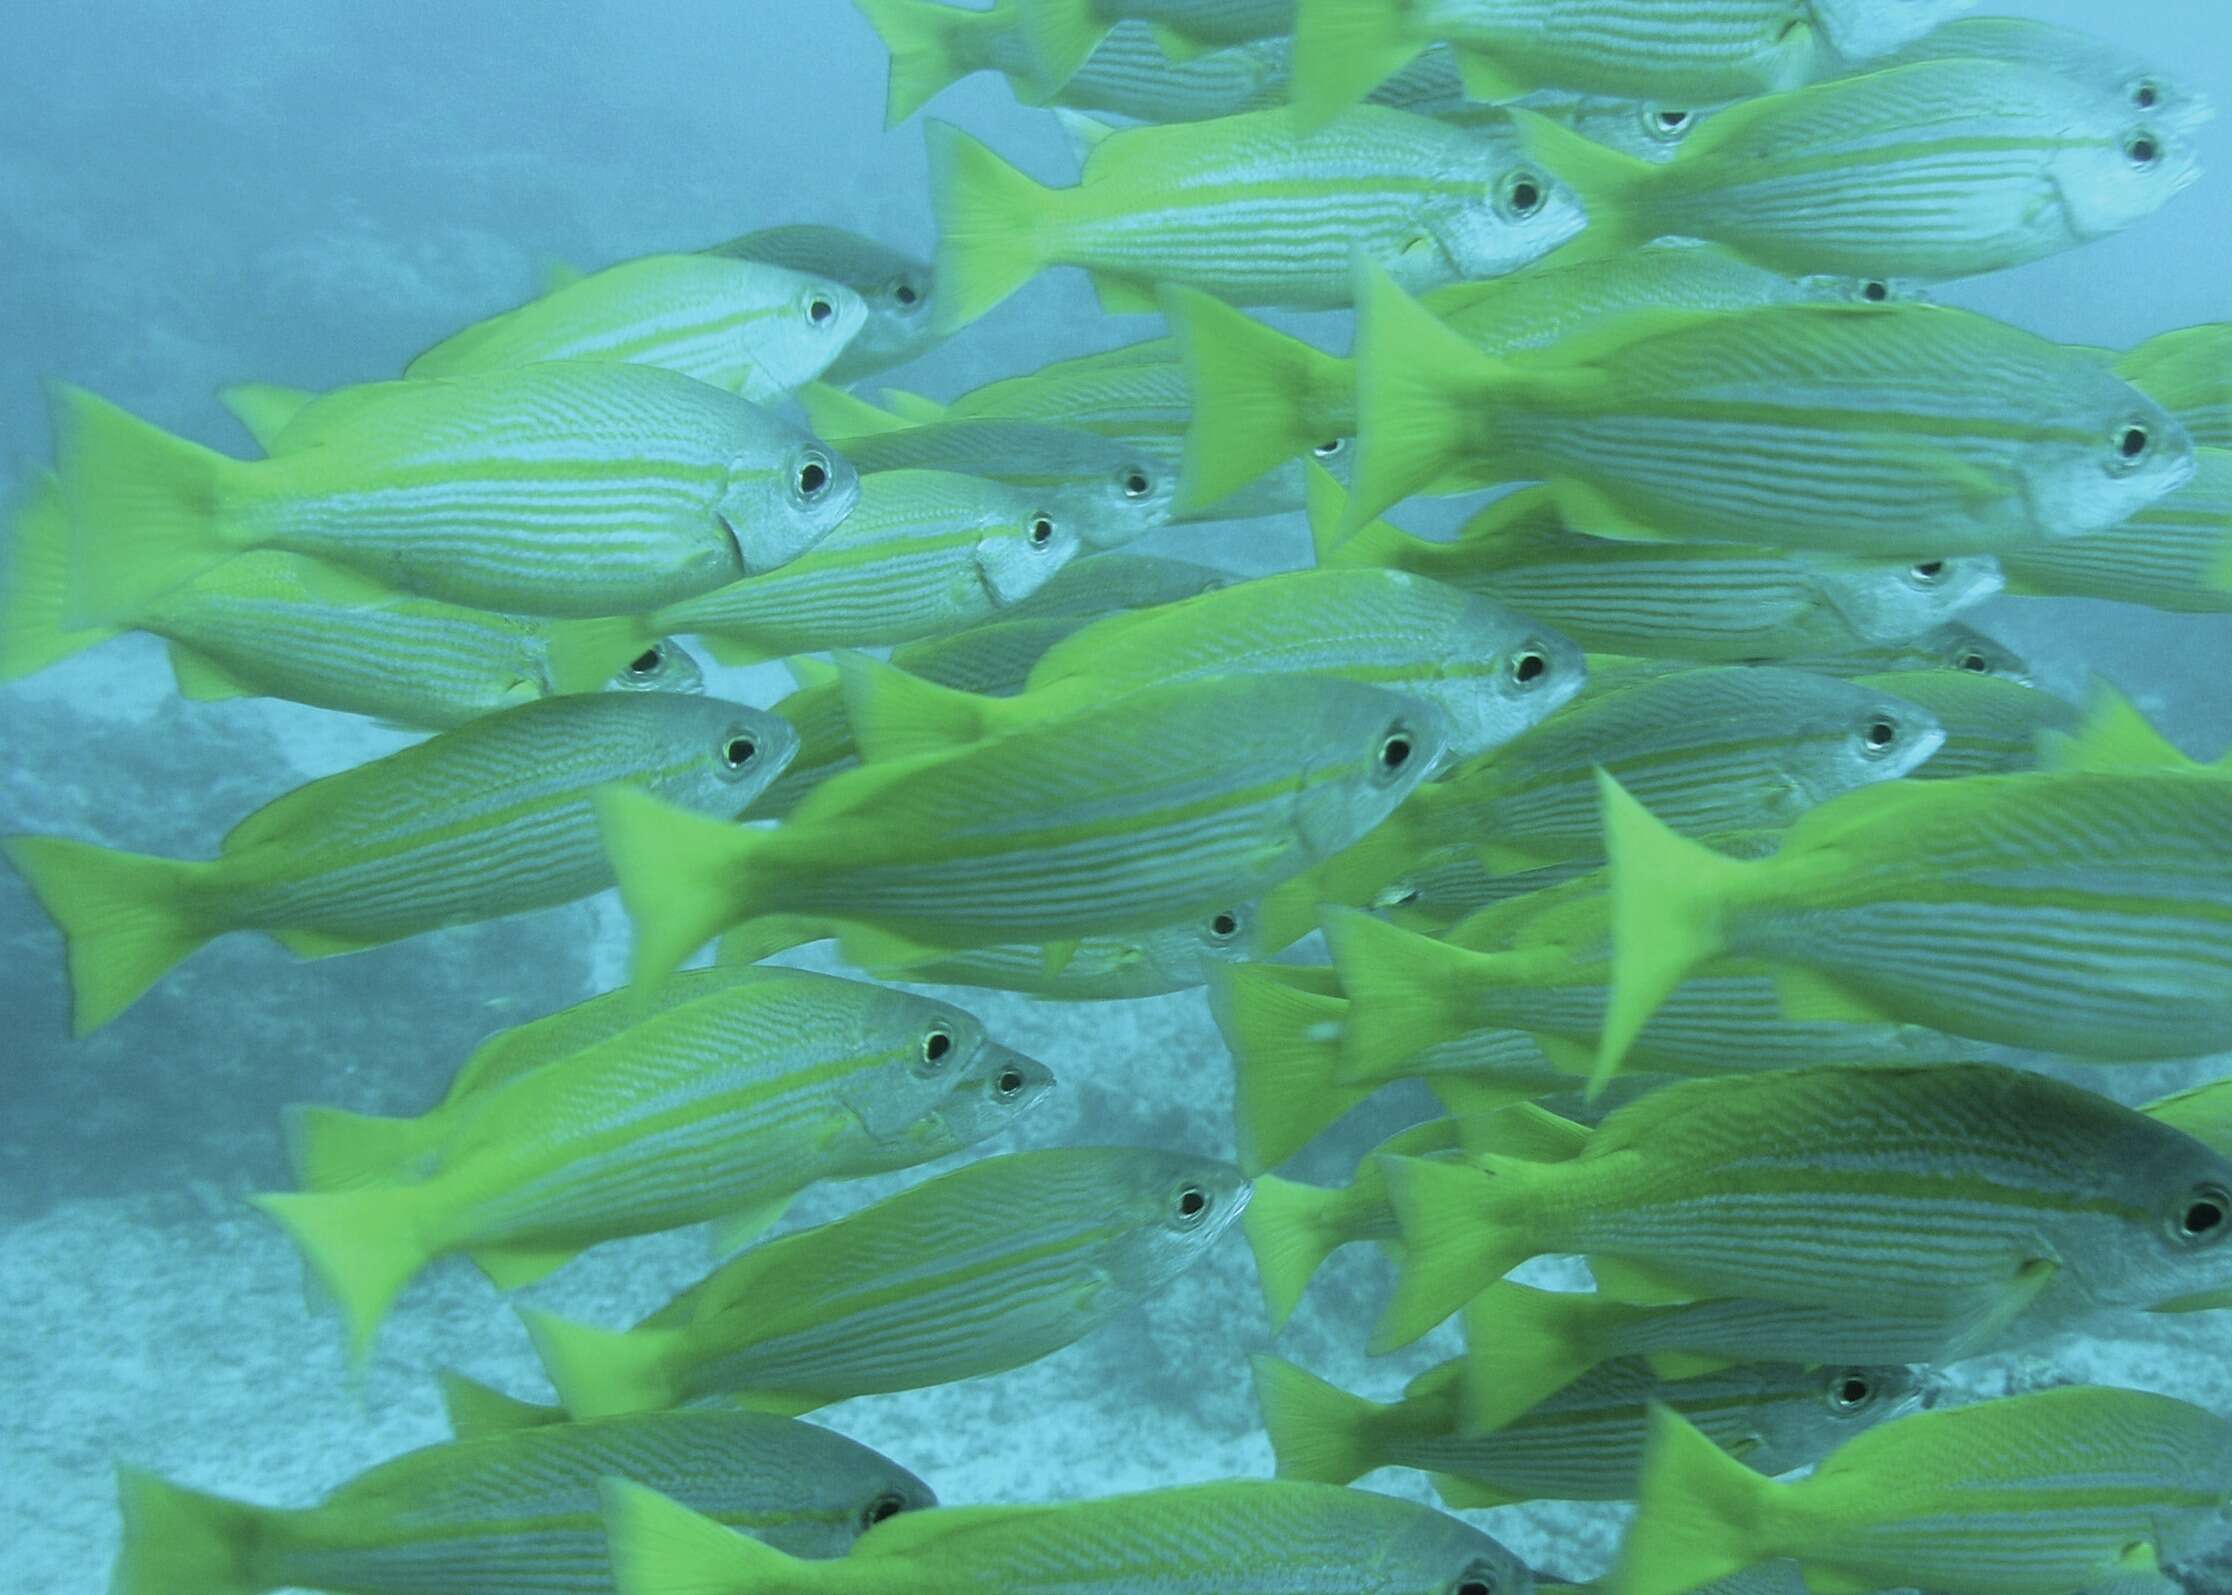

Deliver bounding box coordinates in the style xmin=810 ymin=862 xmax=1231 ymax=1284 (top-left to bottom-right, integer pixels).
xmin=1 ymin=0 xmax=2230 ymax=1588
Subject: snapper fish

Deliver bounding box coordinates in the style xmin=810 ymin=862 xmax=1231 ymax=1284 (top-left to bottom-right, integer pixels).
xmin=4 ymin=693 xmax=795 ymax=1035
xmin=1865 ymin=14 xmax=2216 ymax=135
xmin=2001 ymin=447 xmax=2232 ymax=615
xmin=57 ymin=363 xmax=858 ymax=623
xmin=106 ymin=1408 xmax=935 ymax=1595
xmin=705 ymin=223 xmax=941 ymax=383
xmin=873 ymin=901 xmax=1261 ymax=1000
xmin=1770 ymin=620 xmax=2032 ymax=683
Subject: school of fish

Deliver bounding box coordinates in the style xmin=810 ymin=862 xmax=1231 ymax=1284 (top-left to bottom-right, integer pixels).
xmin=5 ymin=1 xmax=2230 ymax=1591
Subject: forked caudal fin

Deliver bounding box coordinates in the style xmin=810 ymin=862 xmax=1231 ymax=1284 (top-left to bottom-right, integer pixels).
xmin=109 ymin=1466 xmax=272 ymax=1595
xmin=1288 ymin=0 xmax=1433 ymax=131
xmin=1251 ymin=1353 xmax=1384 ymax=1486
xmin=1372 ymin=1152 xmax=1538 ymax=1354
xmin=926 ymin=120 xmax=1058 ymax=336
xmin=1207 ymin=962 xmax=1368 ymax=1175
xmin=602 ymin=1477 xmax=828 ymax=1595
xmin=1608 ymin=1403 xmax=1786 ymax=1595
xmin=1162 ymin=285 xmax=1352 ymax=516
xmin=0 ymin=468 xmax=121 ymax=681
xmin=593 ymin=785 xmax=770 ymax=988
xmin=2 ymin=832 xmax=218 ymax=1036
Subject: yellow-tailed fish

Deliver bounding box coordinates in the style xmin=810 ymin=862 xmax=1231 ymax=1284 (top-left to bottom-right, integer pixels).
xmin=2144 ymin=1075 xmax=2232 ymax=1160
xmin=2119 ymin=322 xmax=2232 ymax=446
xmin=404 ymin=254 xmax=866 ymax=400
xmin=1866 ymin=15 xmax=2216 ymax=135
xmin=1849 ymin=670 xmax=2079 ymax=780
xmin=1769 ymin=619 xmax=2033 ymax=683
xmin=1320 ymin=480 xmax=2003 ymax=665
xmin=2032 ymin=682 xmax=2231 ymax=779
xmin=595 ymin=673 xmax=1450 ymax=980
xmin=926 ymin=106 xmax=1583 ymax=333
xmin=705 ymin=223 xmax=940 ymax=382
xmin=1019 ymin=0 xmax=1298 ymax=91
xmin=649 ymin=468 xmax=1082 ymax=665
xmin=4 ymin=693 xmax=795 ymax=1035
xmin=1373 ymin=1062 xmax=2232 ymax=1352
xmin=1612 ymin=1388 xmax=2232 ymax=1595
xmin=251 ymin=966 xmax=1051 ymax=1362
xmin=838 ymin=566 xmax=1583 ymax=768
xmin=58 ymin=363 xmax=859 ymax=623
xmin=1169 ymin=246 xmax=1921 ymax=510
xmin=106 ymin=1408 xmax=934 ymax=1595
xmin=849 ymin=0 xmax=1065 ymax=125
xmin=1596 ymin=769 xmax=2232 ymax=1072
xmin=519 ymin=1146 xmax=1247 ymax=1418
xmin=1256 ymin=663 xmax=1943 ymax=947
xmin=879 ymin=901 xmax=1259 ymax=999
xmin=1287 ymin=0 xmax=1969 ymax=128
xmin=599 ymin=1474 xmax=1527 ymax=1595
xmin=2002 ymin=448 xmax=2232 ymax=613
xmin=1513 ymin=59 xmax=2203 ymax=281
xmin=1255 ymin=1352 xmax=1917 ymax=1508
xmin=1344 ymin=263 xmax=2195 ymax=555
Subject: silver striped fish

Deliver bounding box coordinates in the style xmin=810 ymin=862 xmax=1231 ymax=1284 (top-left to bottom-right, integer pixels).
xmin=882 ymin=902 xmax=1258 ymax=1000
xmin=57 ymin=363 xmax=859 ymax=623
xmin=1769 ymin=620 xmax=2032 ymax=683
xmin=1850 ymin=670 xmax=2080 ymax=779
xmin=1599 ymin=769 xmax=2232 ymax=1069
xmin=1375 ymin=1063 xmax=2232 ymax=1352
xmin=649 ymin=469 xmax=1082 ymax=665
xmin=1255 ymin=1352 xmax=1917 ymax=1506
xmin=3 ymin=693 xmax=795 ymax=1036
xmin=705 ymin=224 xmax=940 ymax=383
xmin=1866 ymin=15 xmax=2216 ymax=135
xmin=252 ymin=966 xmax=1050 ymax=1362
xmin=106 ymin=1408 xmax=934 ymax=1595
xmin=517 ymin=1146 xmax=1247 ymax=1417
xmin=2002 ymin=448 xmax=2232 ymax=614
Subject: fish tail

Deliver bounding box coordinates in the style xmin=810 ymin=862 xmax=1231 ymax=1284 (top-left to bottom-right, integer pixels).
xmin=1345 ymin=260 xmax=1509 ymax=537
xmin=540 ymin=616 xmax=668 ymax=696
xmin=797 ymin=381 xmax=915 ymax=438
xmin=602 ymin=1478 xmax=828 ymax=1595
xmin=51 ymin=383 xmax=247 ymax=628
xmin=1254 ymin=809 xmax=1426 ymax=953
xmin=1373 ymin=1152 xmax=1535 ymax=1353
xmin=926 ymin=120 xmax=1057 ymax=335
xmin=109 ymin=1465 xmax=274 ymax=1595
xmin=1240 ymin=1173 xmax=1353 ymax=1331
xmin=851 ymin=0 xmax=980 ymax=126
xmin=435 ymin=1368 xmax=566 ymax=1438
xmin=1010 ymin=0 xmax=1114 ymax=100
xmin=521 ymin=1307 xmax=684 ymax=1418
xmin=1321 ymin=906 xmax=1479 ymax=1078
xmin=1595 ymin=772 xmax=1749 ymax=1092
xmin=1460 ymin=1283 xmax=1615 ymax=1434
xmin=1251 ymin=1354 xmax=1384 ymax=1485
xmin=214 ymin=382 xmax=316 ymax=455
xmin=1208 ymin=963 xmax=1369 ymax=1175
xmin=248 ymin=1185 xmax=432 ymax=1367
xmin=1609 ymin=1404 xmax=1784 ymax=1595
xmin=2 ymin=833 xmax=216 ymax=1036
xmin=594 ymin=785 xmax=767 ymax=988
xmin=1304 ymin=462 xmax=1411 ymax=571
xmin=278 ymin=1102 xmax=430 ymax=1192
xmin=0 ymin=467 xmax=120 ymax=680
xmin=836 ymin=648 xmax=1003 ymax=763
xmin=1289 ymin=0 xmax=1427 ymax=130
xmin=1163 ymin=286 xmax=1349 ymax=515
xmin=1506 ymin=108 xmax=1654 ymax=264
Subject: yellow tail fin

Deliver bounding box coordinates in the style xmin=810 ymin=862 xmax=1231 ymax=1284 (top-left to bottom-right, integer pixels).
xmin=1320 ymin=907 xmax=1483 ymax=1078
xmin=435 ymin=1369 xmax=566 ymax=1438
xmin=3 ymin=833 xmax=217 ymax=1036
xmin=279 ymin=1102 xmax=432 ymax=1192
xmin=248 ymin=1184 xmax=433 ymax=1367
xmin=851 ymin=0 xmax=982 ymax=126
xmin=602 ymin=1478 xmax=827 ymax=1595
xmin=1289 ymin=0 xmax=1429 ymax=130
xmin=836 ymin=649 xmax=1007 ymax=763
xmin=1460 ymin=1283 xmax=1620 ymax=1435
xmin=1207 ymin=962 xmax=1369 ymax=1174
xmin=593 ymin=786 xmax=769 ymax=987
xmin=1608 ymin=1404 xmax=1785 ymax=1595
xmin=1240 ymin=1174 xmax=1352 ymax=1331
xmin=109 ymin=1466 xmax=269 ymax=1595
xmin=2035 ymin=679 xmax=2199 ymax=775
xmin=1011 ymin=0 xmax=1113 ymax=100
xmin=541 ymin=617 xmax=668 ymax=696
xmin=927 ymin=121 xmax=1059 ymax=335
xmin=1373 ymin=1153 xmax=1537 ymax=1353
xmin=1163 ymin=286 xmax=1352 ymax=515
xmin=520 ymin=1307 xmax=685 ymax=1419
xmin=1304 ymin=462 xmax=1419 ymax=571
xmin=1251 ymin=1354 xmax=1386 ymax=1486
xmin=0 ymin=469 xmax=120 ymax=680
xmin=216 ymin=382 xmax=317 ymax=454
xmin=51 ymin=384 xmax=248 ymax=627
xmin=797 ymin=381 xmax=915 ymax=440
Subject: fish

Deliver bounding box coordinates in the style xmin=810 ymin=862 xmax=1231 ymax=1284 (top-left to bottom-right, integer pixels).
xmin=926 ymin=106 xmax=1584 ymax=333
xmin=518 ymin=1146 xmax=1248 ymax=1417
xmin=2001 ymin=448 xmax=2232 ymax=614
xmin=849 ymin=0 xmax=1070 ymax=125
xmin=1001 ymin=549 xmax=1231 ymax=621
xmin=704 ymin=224 xmax=941 ymax=382
xmin=56 ymin=362 xmax=860 ymax=623
xmin=2145 ymin=1075 xmax=2232 ymax=1161
xmin=1770 ymin=620 xmax=2033 ymax=683
xmin=1019 ymin=0 xmax=1299 ymax=92
xmin=1848 ymin=670 xmax=2080 ymax=779
xmin=1612 ymin=1387 xmax=2232 ymax=1595
xmin=1866 ymin=14 xmax=2217 ymax=135
xmin=404 ymin=254 xmax=867 ymax=400
xmin=105 ymin=1408 xmax=936 ymax=1595
xmin=1169 ymin=246 xmax=1926 ymax=511
xmin=1320 ymin=481 xmax=2004 ymax=665
xmin=1287 ymin=0 xmax=1971 ymax=128
xmin=1254 ymin=1352 xmax=1918 ymax=1507
xmin=647 ymin=468 xmax=1083 ymax=665
xmin=603 ymin=637 xmax=705 ymax=696
xmin=1256 ymin=663 xmax=1944 ymax=948
xmin=2119 ymin=322 xmax=2232 ymax=446
xmin=1373 ymin=1061 xmax=2232 ymax=1352
xmin=2032 ymin=682 xmax=2231 ymax=779
xmin=836 ymin=566 xmax=1584 ymax=768
xmin=880 ymin=901 xmax=1260 ymax=999
xmin=1512 ymin=59 xmax=2205 ymax=281
xmin=1597 ymin=768 xmax=2232 ymax=1072
xmin=1344 ymin=262 xmax=2196 ymax=555
xmin=0 ymin=473 xmax=695 ymax=723
xmin=250 ymin=965 xmax=1051 ymax=1361
xmin=594 ymin=672 xmax=1450 ymax=981
xmin=3 ymin=693 xmax=796 ymax=1035
xmin=600 ymin=1473 xmax=1528 ymax=1595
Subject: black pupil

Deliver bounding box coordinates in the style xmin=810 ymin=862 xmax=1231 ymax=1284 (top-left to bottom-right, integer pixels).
xmin=1913 ymin=561 xmax=1944 ymax=578
xmin=1514 ymin=652 xmax=1546 ymax=683
xmin=924 ymin=1030 xmax=951 ymax=1062
xmin=2136 ymin=83 xmax=2159 ymax=108
xmin=800 ymin=461 xmax=829 ymax=494
xmin=809 ymin=298 xmax=832 ymax=323
xmin=997 ymin=1068 xmax=1024 ymax=1094
xmin=1862 ymin=280 xmax=1889 ymax=302
xmin=2130 ymin=137 xmax=2158 ymax=164
xmin=1459 ymin=1583 xmax=1493 ymax=1595
xmin=1658 ymin=110 xmax=1688 ymax=129
xmin=1960 ymin=653 xmax=1988 ymax=672
xmin=1839 ymin=1378 xmax=1869 ymax=1404
xmin=1510 ymin=180 xmax=1540 ymax=211
xmin=1031 ymin=517 xmax=1053 ymax=544
xmin=1178 ymin=1188 xmax=1206 ymax=1217
xmin=895 ymin=282 xmax=919 ymax=305
xmin=2186 ymin=1200 xmax=2225 ymax=1235
xmin=1866 ymin=721 xmax=1895 ymax=748
xmin=1124 ymin=471 xmax=1149 ymax=496
xmin=2120 ymin=426 xmax=2149 ymax=459
xmin=867 ymin=1494 xmax=903 ymax=1524
xmin=1381 ymin=735 xmax=1412 ymax=771
xmin=725 ymin=736 xmax=755 ymax=766
xmin=629 ymin=648 xmax=663 ymax=674
xmin=1314 ymin=440 xmax=1343 ymax=455
xmin=1211 ymin=912 xmax=1238 ymax=937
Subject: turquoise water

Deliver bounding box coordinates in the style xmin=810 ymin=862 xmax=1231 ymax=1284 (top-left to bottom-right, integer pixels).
xmin=1 ymin=2 xmax=2230 ymax=1589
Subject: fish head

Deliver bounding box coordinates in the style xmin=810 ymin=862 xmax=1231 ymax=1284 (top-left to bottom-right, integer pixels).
xmin=604 ymin=637 xmax=706 ymax=695
xmin=837 ymin=1463 xmax=940 ymax=1553
xmin=2095 ymin=1128 xmax=2232 ymax=1314
xmin=974 ymin=502 xmax=1085 ymax=607
xmin=1808 ymin=0 xmax=1978 ymax=65
xmin=644 ymin=698 xmax=803 ymax=818
xmin=1061 ymin=453 xmax=1178 ymax=549
xmin=2051 ymin=108 xmax=2206 ymax=245
xmin=1428 ymin=589 xmax=1588 ymax=764
xmin=717 ymin=426 xmax=863 ymax=575
xmin=1382 ymin=1513 xmax=1533 ymax=1595
xmin=1747 ymin=1363 xmax=1929 ymax=1474
xmin=1138 ymin=901 xmax=1264 ymax=990
xmin=924 ymin=1042 xmax=1056 ymax=1150
xmin=1102 ymin=1150 xmax=1252 ymax=1291
xmin=1569 ymin=96 xmax=1710 ymax=164
xmin=1908 ymin=621 xmax=2033 ymax=683
xmin=1795 ymin=271 xmax=1932 ymax=308
xmin=2018 ymin=366 xmax=2196 ymax=543
xmin=1811 ymin=554 xmax=2005 ymax=646
xmin=1292 ymin=686 xmax=1454 ymax=860
xmin=1439 ymin=149 xmax=1589 ymax=282
xmin=743 ymin=275 xmax=868 ymax=398
xmin=827 ymin=261 xmax=944 ymax=384
xmin=1817 ymin=683 xmax=1947 ymax=794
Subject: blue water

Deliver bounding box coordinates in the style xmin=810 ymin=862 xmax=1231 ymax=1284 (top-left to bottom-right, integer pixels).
xmin=2 ymin=2 xmax=2230 ymax=1589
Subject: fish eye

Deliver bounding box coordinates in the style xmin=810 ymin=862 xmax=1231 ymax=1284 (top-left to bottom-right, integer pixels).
xmin=920 ymin=1025 xmax=954 ymax=1068
xmin=1644 ymin=106 xmax=1693 ymax=142
xmin=1120 ymin=467 xmax=1153 ymax=499
xmin=2133 ymin=79 xmax=2161 ymax=111
xmin=1858 ymin=717 xmax=1900 ymax=756
xmin=797 ymin=453 xmax=832 ymax=497
xmin=892 ymin=277 xmax=923 ymax=308
xmin=2171 ymin=1184 xmax=2230 ymax=1244
xmin=1028 ymin=513 xmax=1056 ymax=548
xmin=628 ymin=645 xmax=667 ymax=676
xmin=1908 ymin=560 xmax=1945 ymax=585
xmin=994 ymin=1065 xmax=1027 ymax=1098
xmin=1860 ymin=279 xmax=1891 ymax=303
xmin=1173 ymin=1183 xmax=1211 ymax=1226
xmin=1956 ymin=650 xmax=1990 ymax=673
xmin=2125 ymin=132 xmax=2162 ymax=169
xmin=806 ymin=295 xmax=835 ymax=325
xmin=722 ymin=734 xmax=758 ymax=769
xmin=1312 ymin=438 xmax=1347 ymax=458
xmin=1511 ymin=649 xmax=1550 ymax=687
xmin=2110 ymin=423 xmax=2152 ymax=472
xmin=861 ymin=1491 xmax=908 ymax=1528
xmin=1449 ymin=1562 xmax=1503 ymax=1595
xmin=1374 ymin=726 xmax=1417 ymax=781
xmin=1825 ymin=1369 xmax=1876 ymax=1413
xmin=1207 ymin=909 xmax=1242 ymax=942
xmin=1501 ymin=169 xmax=1546 ymax=218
